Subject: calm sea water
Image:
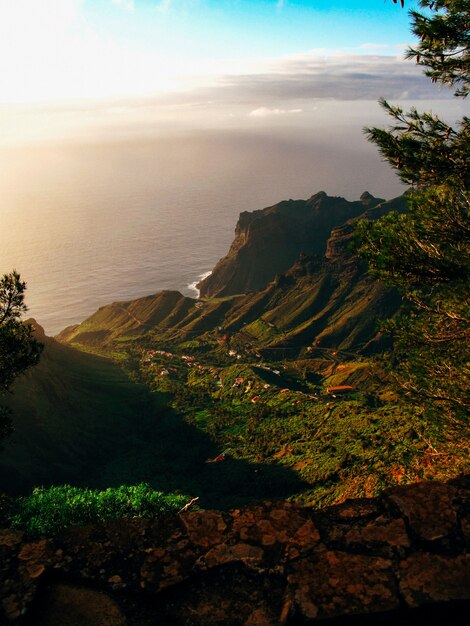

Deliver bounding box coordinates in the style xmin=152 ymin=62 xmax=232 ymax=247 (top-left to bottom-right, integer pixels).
xmin=0 ymin=130 xmax=402 ymax=335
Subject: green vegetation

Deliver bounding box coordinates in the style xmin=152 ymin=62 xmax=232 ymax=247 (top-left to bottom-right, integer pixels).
xmin=0 ymin=333 xmax=172 ymax=495
xmin=0 ymin=271 xmax=43 ymax=442
xmin=139 ymin=348 xmax=468 ymax=507
xmin=9 ymin=483 xmax=190 ymax=535
xmin=359 ymin=0 xmax=469 ymax=423
xmin=1 ymin=3 xmax=467 ymax=534
xmin=406 ymin=0 xmax=470 ymax=100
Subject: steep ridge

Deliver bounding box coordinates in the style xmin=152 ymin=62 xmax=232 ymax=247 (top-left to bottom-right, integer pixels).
xmin=219 ymin=193 xmax=406 ymax=351
xmin=57 ymin=290 xmax=196 ymax=347
xmin=198 ymin=191 xmax=384 ymax=298
xmin=59 ymin=193 xmax=407 ymax=354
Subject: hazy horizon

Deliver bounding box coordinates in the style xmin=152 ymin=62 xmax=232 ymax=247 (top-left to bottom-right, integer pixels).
xmin=0 ymin=123 xmax=407 ymax=335
xmin=1 ymin=1 xmax=465 ymax=333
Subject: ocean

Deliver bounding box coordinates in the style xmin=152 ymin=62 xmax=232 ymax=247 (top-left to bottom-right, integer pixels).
xmin=0 ymin=129 xmax=403 ymax=335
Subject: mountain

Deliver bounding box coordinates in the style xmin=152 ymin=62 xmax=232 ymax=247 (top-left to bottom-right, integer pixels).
xmin=198 ymin=191 xmax=386 ymax=298
xmin=1 ymin=321 xmax=304 ymax=506
xmin=59 ymin=193 xmax=407 ymax=354
xmin=2 ymin=189 xmax=469 ymax=625
xmin=4 ymin=190 xmax=468 ymax=510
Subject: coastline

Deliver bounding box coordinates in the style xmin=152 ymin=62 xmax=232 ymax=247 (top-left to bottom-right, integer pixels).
xmin=187 ymin=270 xmax=212 ymax=299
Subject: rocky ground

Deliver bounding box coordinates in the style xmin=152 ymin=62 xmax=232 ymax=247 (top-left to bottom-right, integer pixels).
xmin=1 ymin=479 xmax=469 ymax=626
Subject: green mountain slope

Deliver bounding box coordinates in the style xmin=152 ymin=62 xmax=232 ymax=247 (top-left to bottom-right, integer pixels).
xmin=0 ymin=322 xmax=158 ymax=493
xmin=58 ymin=195 xmax=406 ymax=355
xmin=1 ymin=322 xmax=305 ymax=507
xmin=5 ymin=189 xmax=467 ymax=510
xmin=50 ymin=190 xmax=468 ymax=506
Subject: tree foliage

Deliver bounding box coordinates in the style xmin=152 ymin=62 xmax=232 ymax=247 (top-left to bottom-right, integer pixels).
xmin=406 ymin=0 xmax=470 ymax=98
xmin=0 ymin=271 xmax=43 ymax=441
xmin=358 ymin=1 xmax=469 ymax=422
xmin=358 ymin=186 xmax=469 ymax=420
xmin=366 ymin=99 xmax=469 ymax=187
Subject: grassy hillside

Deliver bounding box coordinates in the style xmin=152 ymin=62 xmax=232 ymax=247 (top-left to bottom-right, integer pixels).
xmin=1 ymin=325 xmax=158 ymax=493
xmin=55 ymin=258 xmax=399 ymax=358
xmin=0 ymin=324 xmax=305 ymax=509
xmin=5 ymin=191 xmax=467 ymax=514
xmin=57 ymin=197 xmax=409 ymax=358
xmin=50 ymin=191 xmax=468 ymax=509
xmin=137 ymin=346 xmax=468 ymax=507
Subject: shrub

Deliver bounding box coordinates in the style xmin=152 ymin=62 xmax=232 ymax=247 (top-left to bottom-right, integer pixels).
xmin=9 ymin=483 xmax=190 ymax=535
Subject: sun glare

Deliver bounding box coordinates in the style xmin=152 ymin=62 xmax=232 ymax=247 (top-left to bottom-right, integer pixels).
xmin=0 ymin=0 xmax=192 ymax=105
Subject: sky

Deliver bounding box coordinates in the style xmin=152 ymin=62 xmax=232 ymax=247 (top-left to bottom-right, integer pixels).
xmin=0 ymin=0 xmax=463 ymax=144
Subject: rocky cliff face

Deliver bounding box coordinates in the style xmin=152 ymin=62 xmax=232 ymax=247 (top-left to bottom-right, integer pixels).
xmin=1 ymin=478 xmax=469 ymax=625
xmin=198 ymin=192 xmax=385 ymax=298
xmin=325 ymin=195 xmax=407 ymax=261
xmin=57 ymin=192 xmax=408 ymax=354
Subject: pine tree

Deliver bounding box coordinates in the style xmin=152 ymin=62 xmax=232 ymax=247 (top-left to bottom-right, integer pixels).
xmin=358 ymin=0 xmax=469 ymax=422
xmin=0 ymin=272 xmax=43 ymax=441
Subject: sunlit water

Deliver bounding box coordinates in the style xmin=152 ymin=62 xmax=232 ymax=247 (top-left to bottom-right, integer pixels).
xmin=0 ymin=130 xmax=402 ymax=335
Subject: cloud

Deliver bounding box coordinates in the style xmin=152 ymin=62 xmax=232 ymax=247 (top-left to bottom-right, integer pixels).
xmin=156 ymin=0 xmax=174 ymax=13
xmin=356 ymin=43 xmax=393 ymax=52
xmin=249 ymin=107 xmax=302 ymax=117
xmin=111 ymin=0 xmax=135 ymax=11
xmin=211 ymin=53 xmax=448 ymax=104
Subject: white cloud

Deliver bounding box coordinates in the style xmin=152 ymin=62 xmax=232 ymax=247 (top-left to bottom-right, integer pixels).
xmin=249 ymin=107 xmax=302 ymax=117
xmin=214 ymin=52 xmax=445 ymax=103
xmin=356 ymin=43 xmax=392 ymax=52
xmin=156 ymin=0 xmax=174 ymax=13
xmin=112 ymin=0 xmax=135 ymax=11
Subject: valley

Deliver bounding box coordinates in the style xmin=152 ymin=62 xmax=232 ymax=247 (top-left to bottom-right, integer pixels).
xmin=3 ymin=190 xmax=467 ymax=512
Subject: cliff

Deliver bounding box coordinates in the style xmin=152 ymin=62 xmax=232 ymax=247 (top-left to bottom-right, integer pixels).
xmin=1 ymin=479 xmax=469 ymax=625
xmin=198 ymin=191 xmax=385 ymax=298
xmin=59 ymin=194 xmax=407 ymax=355
xmin=217 ymin=193 xmax=406 ymax=352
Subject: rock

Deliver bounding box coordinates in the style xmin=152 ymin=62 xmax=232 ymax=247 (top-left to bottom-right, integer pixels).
xmin=388 ymin=482 xmax=458 ymax=542
xmin=202 ymin=542 xmax=265 ymax=568
xmin=343 ymin=516 xmax=410 ymax=554
xmin=1 ymin=478 xmax=469 ymax=625
xmin=160 ymin=567 xmax=284 ymax=626
xmin=287 ymin=550 xmax=399 ymax=619
xmin=231 ymin=502 xmax=320 ymax=562
xmin=181 ymin=510 xmax=228 ymax=547
xmin=198 ymin=192 xmax=388 ymax=298
xmin=0 ymin=530 xmax=24 ymax=549
xmin=29 ymin=583 xmax=127 ymax=626
xmin=399 ymin=553 xmax=470 ymax=607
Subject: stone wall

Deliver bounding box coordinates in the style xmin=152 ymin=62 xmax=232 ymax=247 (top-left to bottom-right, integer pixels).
xmin=1 ymin=479 xmax=469 ymax=625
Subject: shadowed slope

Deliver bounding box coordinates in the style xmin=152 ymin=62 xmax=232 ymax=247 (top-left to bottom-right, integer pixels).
xmin=1 ymin=323 xmax=306 ymax=507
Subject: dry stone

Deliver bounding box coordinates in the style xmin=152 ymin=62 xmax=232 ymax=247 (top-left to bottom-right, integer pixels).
xmin=1 ymin=478 xmax=468 ymax=625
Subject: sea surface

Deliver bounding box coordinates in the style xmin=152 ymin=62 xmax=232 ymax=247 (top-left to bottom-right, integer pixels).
xmin=0 ymin=130 xmax=403 ymax=335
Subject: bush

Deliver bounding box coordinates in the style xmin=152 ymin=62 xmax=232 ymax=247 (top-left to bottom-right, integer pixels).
xmin=9 ymin=483 xmax=190 ymax=535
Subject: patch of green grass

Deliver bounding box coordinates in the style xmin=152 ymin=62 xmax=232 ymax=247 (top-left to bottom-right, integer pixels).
xmin=9 ymin=484 xmax=190 ymax=536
